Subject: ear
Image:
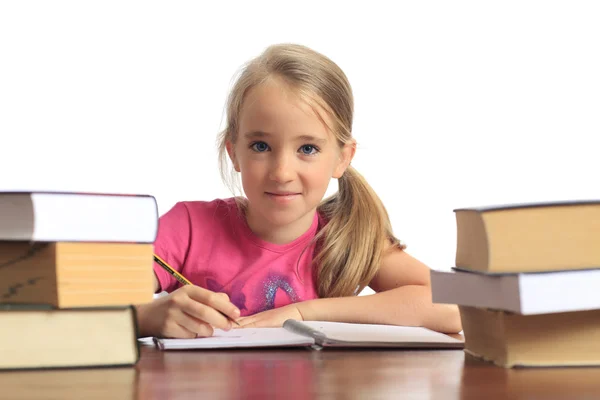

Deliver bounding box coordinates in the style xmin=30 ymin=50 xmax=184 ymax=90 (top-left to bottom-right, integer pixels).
xmin=332 ymin=139 xmax=356 ymax=179
xmin=225 ymin=140 xmax=241 ymax=172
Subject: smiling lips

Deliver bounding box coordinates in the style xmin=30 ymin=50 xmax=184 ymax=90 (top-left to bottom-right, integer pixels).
xmin=265 ymin=192 xmax=301 ymax=203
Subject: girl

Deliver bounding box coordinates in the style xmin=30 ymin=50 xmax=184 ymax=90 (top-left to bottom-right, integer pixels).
xmin=136 ymin=44 xmax=461 ymax=338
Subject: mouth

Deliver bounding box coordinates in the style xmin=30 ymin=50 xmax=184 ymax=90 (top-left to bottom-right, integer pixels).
xmin=266 ymin=192 xmax=301 ymax=196
xmin=265 ymin=192 xmax=301 ymax=203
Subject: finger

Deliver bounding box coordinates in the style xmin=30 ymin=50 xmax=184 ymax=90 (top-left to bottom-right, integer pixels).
xmin=236 ymin=316 xmax=261 ymax=329
xmin=175 ymin=324 xmax=197 ymax=339
xmin=215 ymin=293 xmax=242 ymax=326
xmin=175 ymin=309 xmax=215 ymax=337
xmin=166 ymin=323 xmax=197 ymax=339
xmin=217 ymin=292 xmax=230 ymax=302
xmin=180 ymin=295 xmax=233 ymax=331
xmin=186 ymin=286 xmax=241 ymax=321
xmin=234 ymin=317 xmax=249 ymax=328
xmin=161 ymin=319 xmax=198 ymax=339
xmin=168 ymin=288 xmax=232 ymax=330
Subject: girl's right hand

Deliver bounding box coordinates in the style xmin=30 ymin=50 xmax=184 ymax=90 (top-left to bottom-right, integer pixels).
xmin=136 ymin=285 xmax=241 ymax=338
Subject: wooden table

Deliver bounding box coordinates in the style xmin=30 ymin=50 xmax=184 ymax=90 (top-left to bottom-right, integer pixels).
xmin=2 ymin=345 xmax=599 ymax=399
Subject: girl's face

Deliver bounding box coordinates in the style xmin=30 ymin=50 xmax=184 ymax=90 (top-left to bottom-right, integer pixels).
xmin=227 ymin=78 xmax=354 ymax=236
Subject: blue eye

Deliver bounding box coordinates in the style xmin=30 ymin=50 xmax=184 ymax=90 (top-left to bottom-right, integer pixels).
xmin=299 ymin=145 xmax=318 ymax=155
xmin=251 ymin=141 xmax=270 ymax=152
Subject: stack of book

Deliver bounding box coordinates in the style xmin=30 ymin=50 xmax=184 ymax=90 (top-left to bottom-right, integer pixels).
xmin=431 ymin=201 xmax=600 ymax=368
xmin=0 ymin=191 xmax=158 ymax=370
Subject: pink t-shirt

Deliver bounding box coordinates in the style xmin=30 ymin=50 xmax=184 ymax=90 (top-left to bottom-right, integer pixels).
xmin=153 ymin=198 xmax=321 ymax=316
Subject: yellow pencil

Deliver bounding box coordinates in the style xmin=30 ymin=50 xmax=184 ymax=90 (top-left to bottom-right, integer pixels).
xmin=153 ymin=253 xmax=240 ymax=326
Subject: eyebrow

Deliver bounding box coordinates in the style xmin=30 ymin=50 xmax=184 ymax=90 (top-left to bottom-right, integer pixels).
xmin=243 ymin=131 xmax=327 ymax=144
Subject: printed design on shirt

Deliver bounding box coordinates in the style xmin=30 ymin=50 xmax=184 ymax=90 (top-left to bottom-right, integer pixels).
xmin=203 ymin=273 xmax=301 ymax=315
xmin=205 ymin=278 xmax=247 ymax=312
xmin=259 ymin=274 xmax=299 ymax=312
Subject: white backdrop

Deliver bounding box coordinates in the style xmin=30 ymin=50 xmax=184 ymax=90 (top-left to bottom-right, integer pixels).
xmin=1 ymin=1 xmax=598 ymax=278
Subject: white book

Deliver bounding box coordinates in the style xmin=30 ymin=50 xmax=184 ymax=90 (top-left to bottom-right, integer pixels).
xmin=431 ymin=268 xmax=600 ymax=315
xmin=150 ymin=320 xmax=464 ymax=350
xmin=0 ymin=191 xmax=158 ymax=243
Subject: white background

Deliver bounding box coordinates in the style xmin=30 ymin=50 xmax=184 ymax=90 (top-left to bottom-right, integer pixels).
xmin=1 ymin=1 xmax=598 ymax=280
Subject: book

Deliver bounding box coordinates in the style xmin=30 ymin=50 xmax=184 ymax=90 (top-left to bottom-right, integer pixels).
xmin=0 ymin=367 xmax=137 ymax=399
xmin=0 ymin=191 xmax=158 ymax=243
xmin=454 ymin=200 xmax=600 ymax=273
xmin=151 ymin=320 xmax=464 ymax=350
xmin=0 ymin=241 xmax=155 ymax=308
xmin=430 ymin=268 xmax=600 ymax=315
xmin=0 ymin=305 xmax=139 ymax=370
xmin=459 ymin=306 xmax=600 ymax=368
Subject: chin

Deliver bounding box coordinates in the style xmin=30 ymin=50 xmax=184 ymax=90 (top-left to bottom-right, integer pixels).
xmin=263 ymin=210 xmax=304 ymax=227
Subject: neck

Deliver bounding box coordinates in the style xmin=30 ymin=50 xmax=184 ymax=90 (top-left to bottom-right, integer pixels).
xmin=245 ymin=207 xmax=316 ymax=245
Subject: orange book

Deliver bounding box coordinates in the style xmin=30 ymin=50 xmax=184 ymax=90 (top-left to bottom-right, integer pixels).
xmin=0 ymin=242 xmax=154 ymax=308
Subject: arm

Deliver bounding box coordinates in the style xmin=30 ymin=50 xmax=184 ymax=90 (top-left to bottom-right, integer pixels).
xmin=238 ymin=244 xmax=462 ymax=334
xmin=300 ymin=246 xmax=461 ymax=333
xmin=135 ymin=202 xmax=240 ymax=338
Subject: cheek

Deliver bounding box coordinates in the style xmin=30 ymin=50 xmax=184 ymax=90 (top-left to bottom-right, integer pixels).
xmin=239 ymin=159 xmax=264 ymax=185
xmin=303 ymin=164 xmax=334 ymax=187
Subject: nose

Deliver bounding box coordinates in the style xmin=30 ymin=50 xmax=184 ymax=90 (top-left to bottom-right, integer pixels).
xmin=268 ymin=153 xmax=295 ymax=183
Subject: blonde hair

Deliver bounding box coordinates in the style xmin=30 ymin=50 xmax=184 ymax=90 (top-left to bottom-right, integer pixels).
xmin=217 ymin=44 xmax=403 ymax=298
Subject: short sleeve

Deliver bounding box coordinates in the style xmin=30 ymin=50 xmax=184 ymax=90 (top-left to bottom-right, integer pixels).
xmin=153 ymin=202 xmax=192 ymax=293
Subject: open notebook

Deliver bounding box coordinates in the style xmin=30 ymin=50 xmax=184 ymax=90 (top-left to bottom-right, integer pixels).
xmin=149 ymin=320 xmax=464 ymax=350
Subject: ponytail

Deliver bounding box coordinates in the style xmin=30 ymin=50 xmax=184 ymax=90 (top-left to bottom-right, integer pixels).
xmin=315 ymin=166 xmax=403 ymax=298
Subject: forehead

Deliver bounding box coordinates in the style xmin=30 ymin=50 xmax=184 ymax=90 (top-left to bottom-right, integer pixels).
xmin=239 ymin=79 xmax=333 ymax=140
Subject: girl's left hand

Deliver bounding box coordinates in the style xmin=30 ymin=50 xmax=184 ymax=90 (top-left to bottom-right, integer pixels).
xmin=236 ymin=303 xmax=305 ymax=328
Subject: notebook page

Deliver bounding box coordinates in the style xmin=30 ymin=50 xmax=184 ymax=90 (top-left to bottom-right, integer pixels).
xmin=299 ymin=321 xmax=462 ymax=346
xmin=154 ymin=327 xmax=314 ymax=350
